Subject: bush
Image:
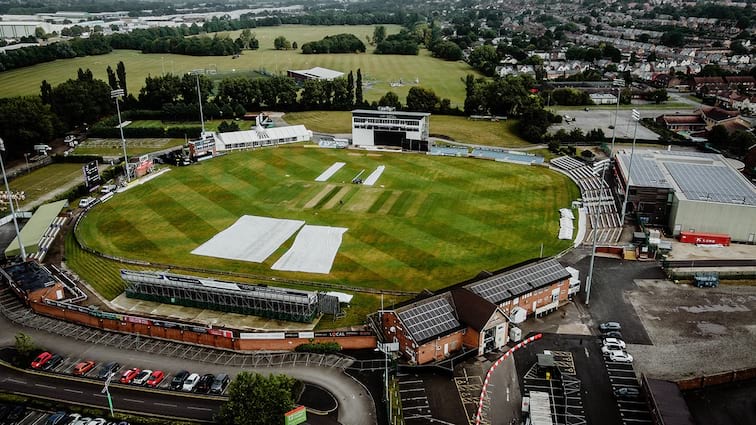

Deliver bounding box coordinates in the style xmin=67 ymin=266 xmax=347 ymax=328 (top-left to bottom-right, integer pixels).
xmin=294 ymin=342 xmax=341 ymax=354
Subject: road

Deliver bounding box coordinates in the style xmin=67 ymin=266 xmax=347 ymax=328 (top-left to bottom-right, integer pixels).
xmin=0 ymin=362 xmax=222 ymax=422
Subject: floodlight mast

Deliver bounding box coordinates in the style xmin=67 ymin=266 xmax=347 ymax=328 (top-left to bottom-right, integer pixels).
xmin=110 ymin=89 xmax=130 ymax=182
xmin=620 ymin=109 xmax=641 ymax=225
xmin=191 ymin=70 xmax=206 ymax=134
xmin=0 ymin=138 xmax=26 ymax=261
xmin=610 ymin=78 xmax=625 ymax=158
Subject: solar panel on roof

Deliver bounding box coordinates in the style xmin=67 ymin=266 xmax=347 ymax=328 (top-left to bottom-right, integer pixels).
xmin=397 ymin=297 xmax=461 ymax=343
xmin=664 ymin=162 xmax=756 ymax=205
xmin=467 ymin=259 xmax=570 ymax=304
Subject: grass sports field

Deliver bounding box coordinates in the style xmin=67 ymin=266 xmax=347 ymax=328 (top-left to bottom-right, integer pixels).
xmin=0 ymin=25 xmax=479 ymax=106
xmin=6 ymin=163 xmax=85 ymax=210
xmin=76 ymin=145 xmax=579 ymax=296
xmin=74 ymin=138 xmax=185 ymax=157
xmin=284 ymin=111 xmax=532 ymax=148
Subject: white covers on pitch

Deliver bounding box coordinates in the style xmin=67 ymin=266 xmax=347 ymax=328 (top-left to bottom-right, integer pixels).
xmin=272 ymin=225 xmax=348 ymax=274
xmin=315 ymin=162 xmax=346 ymax=182
xmin=363 ymin=165 xmax=385 ymax=186
xmin=558 ymin=208 xmax=575 ymax=240
xmin=191 ymin=215 xmax=305 ymax=263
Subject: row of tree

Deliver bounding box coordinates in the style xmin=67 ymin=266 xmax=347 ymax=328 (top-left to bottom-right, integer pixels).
xmin=301 ymin=34 xmax=366 ymax=54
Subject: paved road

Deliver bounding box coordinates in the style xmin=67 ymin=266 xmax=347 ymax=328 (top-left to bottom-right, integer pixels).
xmin=0 ymin=362 xmax=221 ymax=422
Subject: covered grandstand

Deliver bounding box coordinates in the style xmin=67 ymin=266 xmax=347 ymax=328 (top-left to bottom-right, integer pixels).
xmin=212 ymin=125 xmax=312 ymax=151
xmin=121 ymin=270 xmax=342 ymax=323
xmin=4 ymin=200 xmax=68 ymax=261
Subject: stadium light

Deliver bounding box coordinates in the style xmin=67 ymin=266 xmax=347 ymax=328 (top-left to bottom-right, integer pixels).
xmin=0 ymin=138 xmax=26 ymax=261
xmin=619 ymin=109 xmax=641 ymax=225
xmin=191 ymin=70 xmax=206 ymax=135
xmin=610 ymin=79 xmax=625 ymax=157
xmin=110 ymin=89 xmax=130 ymax=182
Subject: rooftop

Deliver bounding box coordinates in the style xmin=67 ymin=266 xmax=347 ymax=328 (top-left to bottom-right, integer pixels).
xmin=616 ymin=150 xmax=756 ymax=205
xmin=2 ymin=261 xmax=56 ymax=293
xmin=465 ymin=258 xmax=571 ymax=305
xmin=352 ymin=109 xmax=431 ymax=118
xmin=287 ymin=66 xmax=344 ymax=80
xmin=395 ymin=293 xmax=463 ymax=344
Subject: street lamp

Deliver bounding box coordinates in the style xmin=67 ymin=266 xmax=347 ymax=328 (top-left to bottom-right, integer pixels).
xmin=110 ymin=89 xmax=130 ymax=182
xmin=610 ymin=79 xmax=625 ymax=157
xmin=0 ymin=138 xmax=26 ymax=261
xmin=620 ymin=109 xmax=641 ymax=225
xmin=102 ymin=371 xmax=115 ymax=416
xmin=23 ymin=153 xmax=30 ymax=174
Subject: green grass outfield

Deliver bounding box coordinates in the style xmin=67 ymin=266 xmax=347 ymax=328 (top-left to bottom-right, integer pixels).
xmin=0 ymin=25 xmax=479 ymax=106
xmin=75 ymin=145 xmax=579 ymax=295
xmin=283 ymin=111 xmax=533 ymax=148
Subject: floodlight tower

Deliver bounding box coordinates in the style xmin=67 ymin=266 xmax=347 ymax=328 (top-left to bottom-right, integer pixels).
xmin=191 ymin=69 xmax=206 ymax=135
xmin=0 ymin=138 xmax=26 ymax=261
xmin=110 ymin=89 xmax=130 ymax=182
xmin=610 ymin=78 xmax=625 ymax=157
xmin=620 ymin=109 xmax=641 ymax=225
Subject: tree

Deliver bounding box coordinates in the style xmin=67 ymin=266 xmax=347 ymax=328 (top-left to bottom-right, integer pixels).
xmin=406 ymin=86 xmax=440 ymax=112
xmin=180 ymin=73 xmax=213 ymax=105
xmin=50 ymin=77 xmax=112 ymax=129
xmin=116 ymin=61 xmax=128 ymax=97
xmin=106 ymin=66 xmax=119 ymax=90
xmin=274 ymin=36 xmax=289 ymax=50
xmin=13 ymin=332 xmax=36 ymax=367
xmin=468 ymin=45 xmax=499 ymax=76
xmin=378 ymin=91 xmax=401 ymax=109
xmin=292 ymin=41 xmax=298 ymax=50
xmin=216 ymin=372 xmax=297 ymax=425
xmin=373 ymin=26 xmax=387 ymax=44
xmin=0 ymin=97 xmax=56 ymax=157
xmin=649 ymin=89 xmax=668 ymax=104
xmin=355 ymin=69 xmax=364 ymax=106
xmin=707 ymin=125 xmax=729 ymax=149
xmin=139 ymin=74 xmax=182 ymax=109
xmin=347 ymin=71 xmax=355 ymax=107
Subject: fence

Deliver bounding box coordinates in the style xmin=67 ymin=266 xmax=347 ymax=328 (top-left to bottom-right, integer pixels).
xmin=677 ymin=367 xmax=756 ymax=391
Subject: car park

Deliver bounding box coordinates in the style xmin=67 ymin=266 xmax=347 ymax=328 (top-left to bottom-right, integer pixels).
xmin=86 ymin=418 xmax=106 ymax=425
xmin=71 ymin=416 xmax=92 ymax=425
xmin=119 ymin=368 xmax=140 ymax=384
xmin=614 ymin=387 xmax=641 ymax=399
xmin=97 ymin=361 xmax=121 ymax=379
xmin=195 ymin=374 xmax=215 ymax=393
xmin=146 ymin=370 xmax=165 ymax=388
xmin=210 ymin=374 xmax=230 ymax=394
xmin=170 ymin=370 xmax=190 ymax=390
xmin=601 ymin=344 xmax=624 ymax=354
xmin=599 ymin=322 xmax=622 ymax=332
xmin=31 ymin=352 xmax=53 ymax=369
xmin=604 ymin=331 xmax=623 ymax=339
xmin=607 ymin=350 xmax=634 ymax=363
xmin=73 ymin=360 xmax=96 ymax=376
xmin=601 ymin=338 xmax=625 ymax=349
xmin=131 ymin=369 xmax=152 ymax=385
xmin=182 ymin=373 xmax=200 ymax=392
xmin=42 ymin=354 xmax=64 ymax=371
xmin=100 ymin=184 xmax=117 ymax=194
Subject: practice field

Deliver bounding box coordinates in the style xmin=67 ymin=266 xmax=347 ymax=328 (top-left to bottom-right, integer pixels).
xmin=74 ymin=138 xmax=185 ymax=157
xmin=0 ymin=25 xmax=478 ymax=106
xmin=75 ymin=146 xmax=579 ymax=292
xmin=6 ymin=163 xmax=86 ymax=210
xmin=284 ymin=111 xmax=532 ymax=147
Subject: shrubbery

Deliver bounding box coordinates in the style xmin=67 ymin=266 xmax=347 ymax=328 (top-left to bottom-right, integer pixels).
xmin=294 ymin=342 xmax=341 ymax=354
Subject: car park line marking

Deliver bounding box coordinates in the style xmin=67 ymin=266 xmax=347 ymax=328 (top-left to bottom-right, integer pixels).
xmin=123 ymin=398 xmax=144 ymax=403
xmin=34 ymin=384 xmax=55 ymax=389
xmin=154 ymin=402 xmax=177 ymax=408
xmin=400 ymin=388 xmax=424 ymax=393
xmin=63 ymin=389 xmax=82 ymax=394
xmin=619 ymin=408 xmax=652 ymax=414
xmin=30 ymin=413 xmax=47 ymax=425
xmin=400 ymin=380 xmax=423 ymax=385
xmin=187 ymin=407 xmax=212 ymax=411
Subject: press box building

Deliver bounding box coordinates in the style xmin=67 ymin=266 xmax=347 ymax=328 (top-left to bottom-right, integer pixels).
xmin=351 ymin=109 xmax=430 ymax=151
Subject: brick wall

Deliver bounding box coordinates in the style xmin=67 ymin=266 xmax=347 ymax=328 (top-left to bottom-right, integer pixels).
xmin=498 ymin=278 xmax=571 ymax=316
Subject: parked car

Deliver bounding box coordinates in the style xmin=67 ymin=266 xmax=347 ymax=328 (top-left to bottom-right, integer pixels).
xmin=100 ymin=184 xmax=117 ymax=194
xmin=31 ymin=352 xmax=53 ymax=369
xmin=131 ymin=370 xmax=152 ymax=385
xmin=78 ymin=197 xmax=95 ymax=208
xmin=42 ymin=354 xmax=64 ymax=371
xmin=182 ymin=373 xmax=200 ymax=392
xmin=170 ymin=370 xmax=190 ymax=390
xmin=195 ymin=374 xmax=215 ymax=393
xmin=614 ymin=387 xmax=641 ymax=399
xmin=86 ymin=418 xmax=106 ymax=425
xmin=604 ymin=331 xmax=623 ymax=340
xmin=602 ymin=338 xmax=626 ymax=349
xmin=145 ymin=370 xmax=165 ymax=388
xmin=71 ymin=416 xmax=92 ymax=425
xmin=97 ymin=361 xmax=121 ymax=379
xmin=119 ymin=368 xmax=141 ymax=384
xmin=599 ymin=322 xmax=622 ymax=332
xmin=73 ymin=360 xmax=96 ymax=376
xmin=601 ymin=344 xmax=626 ymax=354
xmin=45 ymin=411 xmax=68 ymax=425
xmin=607 ymin=350 xmax=634 ymax=363
xmin=210 ymin=374 xmax=230 ymax=394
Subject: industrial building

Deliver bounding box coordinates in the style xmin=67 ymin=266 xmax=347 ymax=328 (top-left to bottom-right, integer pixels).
xmin=121 ymin=270 xmax=342 ymax=323
xmin=378 ymin=257 xmax=572 ymax=365
xmin=351 ymin=109 xmax=430 ymax=151
xmin=615 ymin=149 xmax=756 ymax=242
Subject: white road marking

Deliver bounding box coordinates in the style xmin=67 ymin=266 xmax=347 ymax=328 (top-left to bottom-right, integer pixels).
xmin=187 ymin=406 xmax=212 ymax=411
xmin=123 ymin=398 xmax=144 ymax=403
xmin=6 ymin=378 xmax=26 ymax=384
xmin=154 ymin=402 xmax=177 ymax=407
xmin=63 ymin=389 xmax=82 ymax=394
xmin=34 ymin=384 xmax=55 ymax=389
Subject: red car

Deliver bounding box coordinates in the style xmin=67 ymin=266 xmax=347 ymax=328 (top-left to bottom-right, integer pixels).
xmin=146 ymin=370 xmax=165 ymax=388
xmin=119 ymin=367 xmax=141 ymax=384
xmin=73 ymin=360 xmax=96 ymax=376
xmin=31 ymin=352 xmax=53 ymax=369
